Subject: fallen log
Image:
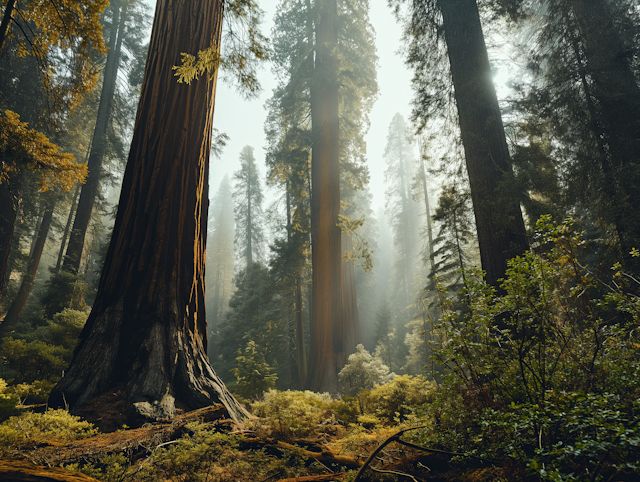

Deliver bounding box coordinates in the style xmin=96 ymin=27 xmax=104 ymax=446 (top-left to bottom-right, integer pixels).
xmin=240 ymin=437 xmax=363 ymax=470
xmin=275 ymin=473 xmax=349 ymax=482
xmin=0 ymin=459 xmax=101 ymax=482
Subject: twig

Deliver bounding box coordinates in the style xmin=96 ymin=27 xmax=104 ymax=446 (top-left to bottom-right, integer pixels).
xmin=352 ymin=426 xmax=427 ymax=482
xmin=369 ymin=466 xmax=418 ymax=482
xmin=394 ymin=438 xmax=498 ymax=463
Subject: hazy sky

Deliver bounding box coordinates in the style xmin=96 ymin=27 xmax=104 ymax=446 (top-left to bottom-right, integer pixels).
xmin=211 ymin=0 xmax=415 ymax=213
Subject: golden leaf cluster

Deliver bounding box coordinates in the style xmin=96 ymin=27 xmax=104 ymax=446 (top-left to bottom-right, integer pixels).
xmin=0 ymin=110 xmax=87 ymax=191
xmin=8 ymin=0 xmax=108 ymax=111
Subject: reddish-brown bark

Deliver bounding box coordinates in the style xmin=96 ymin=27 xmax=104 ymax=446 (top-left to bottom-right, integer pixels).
xmin=49 ymin=0 xmax=247 ymax=422
xmin=307 ymin=0 xmax=344 ymax=393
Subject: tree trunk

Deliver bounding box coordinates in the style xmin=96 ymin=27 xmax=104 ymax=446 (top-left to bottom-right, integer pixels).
xmin=341 ymin=233 xmax=361 ymax=356
xmin=419 ymin=147 xmax=435 ymax=275
xmin=63 ymin=2 xmax=126 ymax=273
xmin=0 ymin=177 xmax=19 ymax=305
xmin=570 ymin=0 xmax=640 ymax=272
xmin=308 ymin=0 xmax=344 ymax=393
xmin=438 ymin=0 xmax=528 ymax=289
xmin=57 ymin=185 xmax=81 ymax=269
xmin=49 ymin=0 xmax=247 ymax=423
xmin=0 ymin=196 xmax=55 ymax=337
xmin=0 ymin=0 xmax=16 ymax=53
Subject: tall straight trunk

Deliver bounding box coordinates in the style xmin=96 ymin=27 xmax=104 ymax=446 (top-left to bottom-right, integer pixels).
xmin=570 ymin=0 xmax=640 ymax=271
xmin=0 ymin=0 xmax=16 ymax=53
xmin=419 ymin=150 xmax=435 ymax=275
xmin=308 ymin=0 xmax=344 ymax=393
xmin=49 ymin=0 xmax=247 ymax=423
xmin=0 ymin=177 xmax=19 ymax=305
xmin=246 ymin=169 xmax=253 ymax=266
xmin=438 ymin=0 xmax=528 ymax=289
xmin=341 ymin=233 xmax=361 ymax=355
xmin=398 ymin=147 xmax=412 ymax=306
xmin=57 ymin=185 xmax=81 ymax=269
xmin=64 ymin=2 xmax=126 ymax=273
xmin=0 ymin=196 xmax=55 ymax=337
xmin=295 ymin=277 xmax=307 ymax=387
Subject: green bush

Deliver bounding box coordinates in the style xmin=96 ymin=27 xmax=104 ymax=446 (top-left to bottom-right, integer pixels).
xmin=250 ymin=390 xmax=337 ymax=439
xmin=0 ymin=379 xmax=23 ymax=422
xmin=231 ymin=340 xmax=278 ymax=399
xmin=0 ymin=409 xmax=97 ymax=450
xmin=420 ymin=217 xmax=640 ymax=480
xmin=0 ymin=337 xmax=68 ymax=382
xmin=338 ymin=344 xmax=395 ymax=396
xmin=361 ymin=374 xmax=435 ymax=422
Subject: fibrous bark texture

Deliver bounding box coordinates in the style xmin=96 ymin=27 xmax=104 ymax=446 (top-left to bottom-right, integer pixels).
xmin=308 ymin=0 xmax=344 ymax=393
xmin=50 ymin=0 xmax=247 ymax=423
xmin=439 ymin=0 xmax=528 ymax=288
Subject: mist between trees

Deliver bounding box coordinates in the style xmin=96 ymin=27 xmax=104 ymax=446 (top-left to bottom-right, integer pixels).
xmin=0 ymin=0 xmax=639 ymax=480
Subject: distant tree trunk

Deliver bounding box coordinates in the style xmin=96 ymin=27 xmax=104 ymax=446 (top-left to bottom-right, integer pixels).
xmin=49 ymin=0 xmax=247 ymax=423
xmin=342 ymin=233 xmax=361 ymax=356
xmin=0 ymin=196 xmax=55 ymax=337
xmin=295 ymin=277 xmax=307 ymax=387
xmin=418 ymin=147 xmax=435 ymax=275
xmin=308 ymin=0 xmax=344 ymax=393
xmin=438 ymin=0 xmax=528 ymax=289
xmin=0 ymin=0 xmax=16 ymax=53
xmin=570 ymin=0 xmax=640 ymax=271
xmin=63 ymin=2 xmax=126 ymax=273
xmin=0 ymin=177 xmax=19 ymax=305
xmin=246 ymin=165 xmax=253 ymax=266
xmin=57 ymin=185 xmax=81 ymax=269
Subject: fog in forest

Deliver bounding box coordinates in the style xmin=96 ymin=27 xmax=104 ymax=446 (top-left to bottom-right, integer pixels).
xmin=1 ymin=0 xmax=640 ymax=479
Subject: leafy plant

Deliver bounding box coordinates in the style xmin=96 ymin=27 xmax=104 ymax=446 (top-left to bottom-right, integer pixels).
xmin=338 ymin=344 xmax=395 ymax=396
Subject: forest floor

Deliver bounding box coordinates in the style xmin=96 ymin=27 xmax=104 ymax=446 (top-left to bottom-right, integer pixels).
xmin=0 ymin=390 xmax=507 ymax=482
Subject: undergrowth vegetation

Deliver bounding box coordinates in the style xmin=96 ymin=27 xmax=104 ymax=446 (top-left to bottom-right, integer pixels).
xmin=1 ymin=218 xmax=638 ymax=481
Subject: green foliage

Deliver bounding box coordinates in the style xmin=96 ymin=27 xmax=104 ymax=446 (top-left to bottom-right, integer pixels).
xmin=0 ymin=337 xmax=68 ymax=382
xmin=250 ymin=390 xmax=337 ymax=439
xmin=421 ymin=216 xmax=640 ymax=479
xmin=0 ymin=409 xmax=97 ymax=451
xmin=231 ymin=340 xmax=278 ymax=399
xmin=475 ymin=393 xmax=640 ymax=481
xmin=338 ymin=344 xmax=395 ymax=396
xmin=361 ymin=375 xmax=435 ymax=423
xmin=0 ymin=379 xmax=23 ymax=422
xmin=41 ymin=270 xmax=88 ymax=319
xmin=130 ymin=423 xmax=268 ymax=481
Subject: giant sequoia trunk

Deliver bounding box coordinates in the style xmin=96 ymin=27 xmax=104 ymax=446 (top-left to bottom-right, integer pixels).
xmin=438 ymin=0 xmax=528 ymax=289
xmin=307 ymin=0 xmax=344 ymax=393
xmin=64 ymin=2 xmax=126 ymax=273
xmin=0 ymin=196 xmax=55 ymax=337
xmin=50 ymin=0 xmax=247 ymax=423
xmin=570 ymin=0 xmax=640 ymax=272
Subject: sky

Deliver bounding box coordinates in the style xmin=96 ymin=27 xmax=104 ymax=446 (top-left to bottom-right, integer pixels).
xmin=210 ymin=0 xmax=415 ymax=213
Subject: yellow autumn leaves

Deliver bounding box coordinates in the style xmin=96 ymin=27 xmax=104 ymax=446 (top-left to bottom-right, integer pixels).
xmin=0 ymin=110 xmax=86 ymax=192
